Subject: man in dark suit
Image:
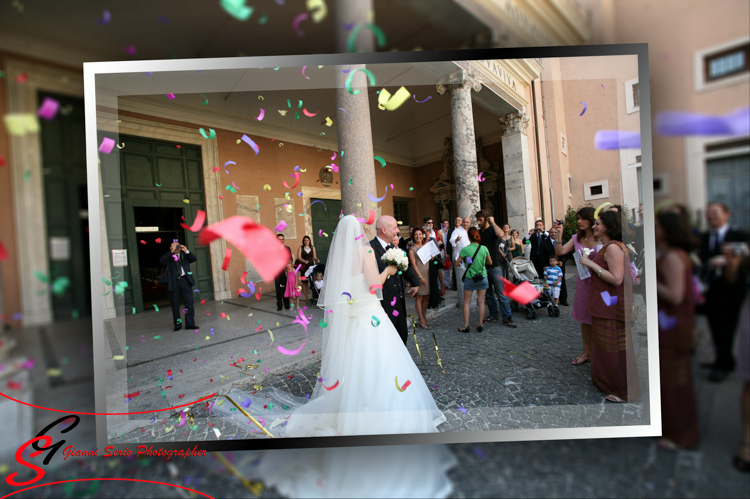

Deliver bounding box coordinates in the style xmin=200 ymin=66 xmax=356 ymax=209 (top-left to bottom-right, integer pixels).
xmin=523 ymin=219 xmax=556 ymax=279
xmin=370 ymin=215 xmax=420 ymax=345
xmin=159 ymin=241 xmax=198 ymax=331
xmin=274 ymin=234 xmax=294 ymax=311
xmin=446 ymin=216 xmax=462 ymax=291
xmin=699 ymin=202 xmax=749 ymax=382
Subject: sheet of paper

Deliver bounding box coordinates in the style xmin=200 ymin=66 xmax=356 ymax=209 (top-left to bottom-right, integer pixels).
xmin=573 ymin=251 xmax=591 ymax=280
xmin=417 ymin=240 xmax=440 ymax=265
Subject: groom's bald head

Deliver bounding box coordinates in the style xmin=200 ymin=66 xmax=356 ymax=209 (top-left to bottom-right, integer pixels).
xmin=376 ymin=215 xmax=399 ymax=241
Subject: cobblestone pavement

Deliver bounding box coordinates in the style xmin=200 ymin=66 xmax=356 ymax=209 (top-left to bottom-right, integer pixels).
xmin=107 ymin=269 xmax=650 ymax=444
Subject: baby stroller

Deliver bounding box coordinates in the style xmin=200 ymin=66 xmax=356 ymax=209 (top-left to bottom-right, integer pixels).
xmin=306 ymin=263 xmax=326 ymax=306
xmin=508 ymin=257 xmax=560 ymax=320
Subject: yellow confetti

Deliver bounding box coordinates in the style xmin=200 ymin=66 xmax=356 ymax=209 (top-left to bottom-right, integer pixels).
xmin=284 ymin=192 xmax=291 ymax=200
xmin=236 ymin=139 xmax=241 ymax=144
xmin=285 ymin=204 xmax=293 ymax=213
xmin=217 ymin=399 xmax=224 ymax=406
xmin=279 ymin=143 xmax=284 ymax=147
xmin=377 ymin=86 xmax=411 ymax=111
xmin=318 ymin=65 xmax=324 ymax=69
xmin=276 ymin=322 xmax=280 ymax=327
xmin=278 ymin=110 xmax=287 ymax=116
xmin=248 ymin=313 xmax=253 ymax=316
xmin=307 ymin=0 xmax=328 ymax=23
xmin=253 ymin=385 xmax=264 ymax=391
xmin=299 ymin=168 xmax=307 ymax=172
xmin=325 ymin=117 xmax=333 ymax=126
xmin=165 ymin=425 xmax=174 ymax=433
xmin=205 ymin=336 xmax=210 ymax=340
xmin=263 ymin=184 xmax=272 ymax=191
xmin=0 ymin=464 xmax=8 ymax=475
xmin=220 ymin=375 xmax=229 ymax=379
xmin=268 ymin=330 xmax=275 ymax=344
xmin=258 ymin=95 xmax=264 ymax=100
xmin=322 ymin=232 xmax=328 ymax=237
xmin=113 ymin=355 xmax=125 ymax=360
xmin=183 ymin=199 xmax=190 ymax=204
xmin=46 ymin=368 xmax=62 ymax=377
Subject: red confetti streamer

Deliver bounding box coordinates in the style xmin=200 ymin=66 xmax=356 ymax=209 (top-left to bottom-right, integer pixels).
xmin=0 ymin=240 xmax=8 ymax=261
xmin=241 ymin=271 xmax=248 ymax=284
xmin=124 ymin=391 xmax=140 ymax=399
xmin=221 ymin=248 xmax=232 ymax=270
xmin=180 ymin=209 xmax=206 ymax=232
xmin=322 ymin=380 xmax=339 ymax=391
xmin=283 ymin=172 xmax=301 ymax=189
xmin=139 ymin=240 xmax=146 ymax=245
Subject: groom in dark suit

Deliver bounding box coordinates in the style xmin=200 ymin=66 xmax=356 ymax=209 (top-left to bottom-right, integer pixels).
xmin=370 ymin=215 xmax=420 ymax=345
xmin=160 ymin=241 xmax=199 ymax=331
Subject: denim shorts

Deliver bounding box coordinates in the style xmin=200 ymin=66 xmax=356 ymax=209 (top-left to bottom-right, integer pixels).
xmin=462 ymin=274 xmax=489 ymax=291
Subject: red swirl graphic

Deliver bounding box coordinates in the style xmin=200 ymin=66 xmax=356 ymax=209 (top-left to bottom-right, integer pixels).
xmin=0 ymin=390 xmax=215 ymax=416
xmin=1 ymin=478 xmax=215 ymax=499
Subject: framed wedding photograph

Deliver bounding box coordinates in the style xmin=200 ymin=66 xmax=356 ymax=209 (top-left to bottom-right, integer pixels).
xmin=84 ymin=42 xmax=659 ymax=452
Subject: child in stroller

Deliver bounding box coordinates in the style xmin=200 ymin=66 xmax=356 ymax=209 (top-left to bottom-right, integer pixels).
xmin=306 ymin=263 xmax=326 ymax=306
xmin=508 ymin=256 xmax=560 ymax=320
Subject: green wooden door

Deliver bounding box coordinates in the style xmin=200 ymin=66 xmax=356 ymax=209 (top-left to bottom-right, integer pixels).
xmin=98 ymin=133 xmax=213 ymax=314
xmin=39 ymin=91 xmax=90 ymax=320
xmin=310 ymin=198 xmax=342 ymax=265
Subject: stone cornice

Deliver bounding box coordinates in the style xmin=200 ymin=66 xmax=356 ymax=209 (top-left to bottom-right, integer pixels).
xmin=435 ymin=69 xmax=485 ymax=95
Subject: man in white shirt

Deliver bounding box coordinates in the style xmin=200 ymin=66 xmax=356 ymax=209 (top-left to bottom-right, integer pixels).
xmin=439 ymin=219 xmax=451 ymax=289
xmin=450 ymin=216 xmax=472 ymax=308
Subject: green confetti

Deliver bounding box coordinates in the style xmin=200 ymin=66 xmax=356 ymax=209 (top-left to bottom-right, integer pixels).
xmin=154 ymin=335 xmax=161 ymax=339
xmin=33 ymin=271 xmax=49 ymax=284
xmin=294 ymin=111 xmax=299 ymax=119
xmin=61 ymin=357 xmax=69 ymax=365
xmin=160 ymin=390 xmax=166 ymax=398
xmin=22 ymin=170 xmax=31 ymax=182
xmin=51 ymin=276 xmax=70 ymax=295
xmin=125 ymin=346 xmax=129 ymax=350
xmin=253 ymin=350 xmax=258 ymax=354
xmin=347 ymin=23 xmax=387 ymax=53
xmin=258 ymin=13 xmax=269 ymax=24
xmin=132 ymin=307 xmax=136 ymax=315
xmin=374 ymin=156 xmax=386 ymax=168
xmin=409 ymin=187 xmax=414 ymax=191
xmin=287 ymin=99 xmax=291 ymax=108
xmin=344 ymin=68 xmax=376 ymax=95
xmin=297 ymin=100 xmax=303 ymax=108
xmin=268 ymin=403 xmax=274 ymax=409
xmin=71 ymin=309 xmax=79 ymax=320
xmin=348 ymin=178 xmax=353 ymax=185
xmin=153 ymin=304 xmax=160 ymax=312
xmin=155 ymin=183 xmax=162 ymax=187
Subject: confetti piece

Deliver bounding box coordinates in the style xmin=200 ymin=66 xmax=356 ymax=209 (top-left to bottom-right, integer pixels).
xmin=274 ymin=220 xmax=288 ymax=232
xmin=322 ymin=380 xmax=339 ymax=391
xmin=325 ymin=116 xmax=333 ymax=126
xmin=97 ymin=9 xmax=111 ymax=25
xmin=283 ymin=172 xmax=300 ymax=189
xmin=600 ymin=290 xmax=618 ymax=306
xmin=579 ymin=101 xmax=587 ymax=116
xmin=377 ymin=86 xmax=411 ymax=111
xmin=180 ymin=210 xmax=206 ymax=232
xmin=319 ymin=319 xmax=328 ymax=328
xmin=307 ymin=0 xmax=328 ymax=23
xmin=371 ymin=316 xmax=381 ymax=327
xmin=166 ymin=93 xmax=175 ymax=99
xmin=200 ymin=94 xmax=209 ymax=105
xmin=345 ymin=68 xmax=376 ymax=95
xmin=113 ymin=355 xmax=124 ymax=361
xmin=292 ymin=12 xmax=309 ymax=36
xmin=199 ymin=128 xmax=216 ymax=139
xmin=655 ymin=107 xmax=749 ymax=136
xmin=255 ymin=108 xmax=265 ymax=121
xmin=413 ymin=94 xmax=432 ymax=103
xmin=241 ymin=134 xmax=260 ymax=154
xmin=98 ymin=137 xmax=115 ymax=154
xmin=310 ymin=200 xmax=327 ymax=211
xmin=395 ymin=376 xmax=411 ymax=392
xmin=368 ymin=186 xmax=388 ymax=203
xmin=499 ymin=277 xmax=540 ymax=305
xmin=338 ymin=107 xmax=349 ymax=121
xmin=124 ymin=390 xmax=140 ymax=399
xmin=222 ymin=249 xmax=232 ymax=271
xmin=392 ymin=310 xmax=399 ymax=317
xmin=302 ymin=108 xmax=319 ymax=117
xmin=458 ymin=407 xmax=468 ymax=414
xmin=37 ymin=97 xmax=60 ymax=120
xmin=301 ymin=66 xmax=310 ymax=79
xmin=593 ymin=131 xmax=640 ymax=150
xmin=347 ymin=23 xmax=387 ymax=53
xmin=658 ymin=310 xmax=678 ymax=330
xmin=125 ymin=45 xmax=137 ymax=55
xmin=221 ymin=0 xmax=254 ymax=21
xmin=373 ymin=156 xmax=386 ymax=168
xmin=478 ymin=172 xmax=485 ymax=182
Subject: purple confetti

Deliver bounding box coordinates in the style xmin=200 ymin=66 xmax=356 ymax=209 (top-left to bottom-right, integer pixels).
xmin=11 ymin=313 xmax=23 ymax=321
xmin=241 ymin=397 xmax=252 ymax=408
xmin=458 ymin=407 xmax=468 ymax=414
xmin=600 ymin=290 xmax=618 ymax=306
xmin=305 ymin=393 xmax=310 ymax=399
xmin=343 ymin=23 xmax=355 ymax=30
xmin=655 ymin=107 xmax=749 ymax=136
xmin=658 ymin=310 xmax=678 ymax=330
xmin=472 ymin=446 xmax=486 ymax=458
xmin=594 ymin=131 xmax=641 ymax=150
xmin=157 ymin=15 xmax=170 ymax=25
xmin=579 ymin=101 xmax=587 ymax=116
xmin=341 ymin=66 xmax=351 ymax=73
xmin=240 ymin=292 xmax=251 ymax=298
xmin=173 ymin=239 xmax=179 ymax=243
xmin=97 ymin=10 xmax=111 ymax=25
xmin=413 ymin=94 xmax=432 ymax=104
xmin=210 ymin=328 xmax=215 ymax=335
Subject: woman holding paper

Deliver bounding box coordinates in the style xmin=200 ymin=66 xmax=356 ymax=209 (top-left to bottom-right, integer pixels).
xmin=455 ymin=228 xmax=492 ymax=333
xmin=554 ymin=207 xmax=598 ymax=365
xmin=408 ymin=228 xmax=437 ymax=329
xmin=579 ymin=210 xmax=639 ymax=403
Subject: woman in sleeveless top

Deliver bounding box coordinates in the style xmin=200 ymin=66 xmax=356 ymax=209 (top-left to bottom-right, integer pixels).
xmin=580 ymin=210 xmax=639 ymax=403
xmin=654 ymin=211 xmax=700 ymax=449
xmin=508 ymin=229 xmax=524 ymax=259
xmin=296 ymin=235 xmax=319 ymax=305
xmin=554 ymin=207 xmax=598 ymax=365
xmin=408 ymin=228 xmax=436 ymax=329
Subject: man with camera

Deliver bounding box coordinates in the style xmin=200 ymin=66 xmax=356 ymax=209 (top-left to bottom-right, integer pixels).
xmin=159 ymin=241 xmax=198 ymax=331
xmin=476 ymin=210 xmax=516 ymax=328
xmin=523 ymin=218 xmax=556 ymax=280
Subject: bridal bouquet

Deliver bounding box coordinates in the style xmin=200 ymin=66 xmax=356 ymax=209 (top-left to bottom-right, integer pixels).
xmin=382 ymin=247 xmax=409 ymax=271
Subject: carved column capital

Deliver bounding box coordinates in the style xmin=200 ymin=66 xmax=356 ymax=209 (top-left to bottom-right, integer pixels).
xmin=436 ymin=69 xmax=484 ymax=95
xmin=498 ymin=112 xmax=530 ymax=135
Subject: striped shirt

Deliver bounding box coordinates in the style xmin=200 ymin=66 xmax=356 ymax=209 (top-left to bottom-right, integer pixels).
xmin=544 ymin=266 xmax=563 ymax=288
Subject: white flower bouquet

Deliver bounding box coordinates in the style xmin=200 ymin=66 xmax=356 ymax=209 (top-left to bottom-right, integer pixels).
xmin=382 ymin=247 xmax=409 ymax=271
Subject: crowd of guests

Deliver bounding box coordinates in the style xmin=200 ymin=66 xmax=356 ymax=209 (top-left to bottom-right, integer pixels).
xmin=271 ymin=201 xmax=749 ymax=470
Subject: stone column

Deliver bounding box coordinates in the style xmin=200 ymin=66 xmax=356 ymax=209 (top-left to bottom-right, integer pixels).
xmin=334 ymin=1 xmax=376 ymax=236
xmin=437 ymin=70 xmax=484 ymax=225
xmin=499 ymin=112 xmax=534 ymax=233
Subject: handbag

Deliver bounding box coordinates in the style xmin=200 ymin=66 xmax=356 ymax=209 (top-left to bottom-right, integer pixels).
xmin=443 ymin=256 xmax=451 ymax=271
xmin=461 ymin=244 xmax=483 ymax=283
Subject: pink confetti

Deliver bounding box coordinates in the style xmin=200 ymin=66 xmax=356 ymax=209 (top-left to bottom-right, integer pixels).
xmin=274 ymin=220 xmax=287 ymax=232
xmin=179 ymin=210 xmax=206 ymax=232
xmin=283 ymin=172 xmax=301 ymax=189
xmin=391 ymin=297 xmax=397 ymax=306
xmin=98 ymin=137 xmax=116 ymax=154
xmin=198 ymin=216 xmax=290 ymax=281
xmin=392 ymin=310 xmax=399 ymax=317
xmin=37 ymin=97 xmax=60 ymax=120
xmin=330 ymin=152 xmax=337 ymax=161
xmin=292 ymin=12 xmax=309 ymax=36
xmin=166 ymin=93 xmax=175 ymax=100
xmin=278 ymin=340 xmax=306 ymax=356
xmin=302 ymin=108 xmax=319 ymax=117
xmin=255 ymin=109 xmax=265 ymax=121
xmin=302 ymin=66 xmax=309 ymax=79
xmin=124 ymin=45 xmax=137 ymax=55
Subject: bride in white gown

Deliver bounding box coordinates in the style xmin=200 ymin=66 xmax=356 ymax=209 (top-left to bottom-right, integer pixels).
xmin=214 ymin=215 xmax=456 ymax=497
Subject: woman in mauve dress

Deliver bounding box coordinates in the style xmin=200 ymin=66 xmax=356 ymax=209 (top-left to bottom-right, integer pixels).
xmin=654 ymin=211 xmax=699 ymax=449
xmin=554 ymin=207 xmax=598 ymax=365
xmin=580 ymin=210 xmax=639 ymax=402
